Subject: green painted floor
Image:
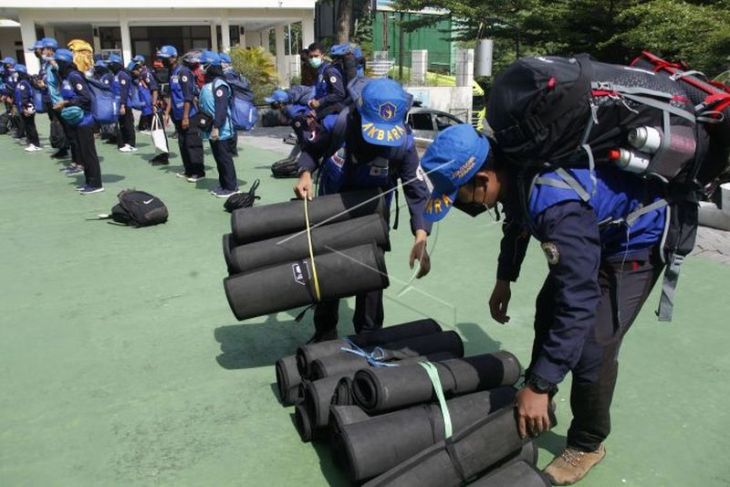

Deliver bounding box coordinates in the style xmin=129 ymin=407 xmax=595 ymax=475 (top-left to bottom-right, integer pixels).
xmin=1 ymin=121 xmax=729 ymax=486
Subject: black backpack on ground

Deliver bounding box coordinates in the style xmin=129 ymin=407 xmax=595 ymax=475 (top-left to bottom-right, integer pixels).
xmin=271 ymin=157 xmax=299 ymax=178
xmin=108 ymin=190 xmax=168 ymax=227
xmin=224 ymin=179 xmax=260 ymax=212
xmin=486 ymin=54 xmax=720 ymax=322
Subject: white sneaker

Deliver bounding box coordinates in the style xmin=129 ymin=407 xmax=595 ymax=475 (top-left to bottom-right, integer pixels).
xmin=118 ymin=144 xmax=138 ymax=153
xmin=25 ymin=144 xmax=42 ymax=152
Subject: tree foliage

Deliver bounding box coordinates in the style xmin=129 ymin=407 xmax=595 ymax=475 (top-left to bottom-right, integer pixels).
xmin=230 ymin=47 xmax=279 ymax=104
xmin=392 ymin=0 xmax=730 ymax=76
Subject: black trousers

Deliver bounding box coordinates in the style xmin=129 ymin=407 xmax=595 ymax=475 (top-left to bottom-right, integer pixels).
xmin=532 ymin=249 xmax=664 ymax=452
xmin=48 ymin=107 xmax=69 ymax=151
xmin=15 ymin=111 xmax=25 ymax=139
xmin=57 ymin=113 xmax=79 ymax=163
xmin=210 ymin=137 xmax=238 ymax=191
xmin=68 ymin=123 xmax=102 ymax=188
xmin=117 ymin=109 xmax=136 ymax=148
xmin=173 ymin=120 xmax=204 ymax=177
xmin=22 ymin=112 xmax=39 ymax=146
xmin=313 ymin=289 xmax=385 ymax=337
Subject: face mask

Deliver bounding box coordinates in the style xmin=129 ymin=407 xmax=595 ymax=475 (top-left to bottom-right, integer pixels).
xmin=309 ymin=56 xmax=322 ymax=69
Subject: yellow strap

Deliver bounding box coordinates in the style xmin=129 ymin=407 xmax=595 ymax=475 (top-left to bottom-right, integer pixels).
xmin=304 ymin=197 xmax=322 ymax=301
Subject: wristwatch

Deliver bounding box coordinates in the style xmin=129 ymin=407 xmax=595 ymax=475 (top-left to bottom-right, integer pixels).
xmin=526 ymin=374 xmax=556 ymax=394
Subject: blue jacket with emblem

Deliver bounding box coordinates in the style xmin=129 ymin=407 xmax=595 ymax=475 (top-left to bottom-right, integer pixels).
xmin=169 ymin=64 xmax=197 ymax=121
xmin=497 ymin=165 xmax=666 ymax=385
xmin=313 ymin=62 xmax=345 ymax=118
xmin=62 ymin=70 xmax=94 ymax=127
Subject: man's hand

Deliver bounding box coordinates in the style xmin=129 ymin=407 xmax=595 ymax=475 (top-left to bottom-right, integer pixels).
xmin=119 ymin=105 xmax=126 ymax=115
xmin=489 ymin=279 xmax=512 ymax=324
xmin=409 ymin=229 xmax=431 ymax=278
xmin=210 ymin=127 xmax=219 ymax=141
xmin=515 ymin=386 xmax=551 ymax=439
xmin=53 ymin=100 xmax=66 ymax=111
xmin=308 ymin=99 xmax=320 ymax=109
xmin=294 ymin=170 xmax=313 ymax=200
xmin=181 ymin=116 xmax=189 ymax=129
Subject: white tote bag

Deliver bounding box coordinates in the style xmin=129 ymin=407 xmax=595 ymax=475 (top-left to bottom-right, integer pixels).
xmin=151 ymin=113 xmax=169 ymax=154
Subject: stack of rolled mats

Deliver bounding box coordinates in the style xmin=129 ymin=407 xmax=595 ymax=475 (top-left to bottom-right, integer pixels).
xmin=222 ymin=188 xmax=391 ymax=320
xmin=275 ymin=318 xmax=555 ymax=486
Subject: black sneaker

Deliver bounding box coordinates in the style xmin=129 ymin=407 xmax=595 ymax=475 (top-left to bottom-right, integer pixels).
xmin=150 ymin=154 xmax=169 ymax=165
xmin=51 ymin=150 xmax=69 ymax=159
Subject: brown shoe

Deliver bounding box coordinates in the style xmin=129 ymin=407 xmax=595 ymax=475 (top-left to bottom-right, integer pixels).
xmin=543 ymin=444 xmax=606 ymax=485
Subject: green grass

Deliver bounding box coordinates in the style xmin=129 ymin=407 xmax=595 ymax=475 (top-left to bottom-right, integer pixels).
xmin=1 ymin=119 xmax=729 ymax=486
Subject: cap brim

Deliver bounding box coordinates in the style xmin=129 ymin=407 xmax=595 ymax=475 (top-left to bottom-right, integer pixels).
xmin=424 ymin=189 xmax=458 ymax=222
xmin=360 ymin=112 xmax=407 ymax=148
xmin=264 ymin=97 xmax=275 ymax=104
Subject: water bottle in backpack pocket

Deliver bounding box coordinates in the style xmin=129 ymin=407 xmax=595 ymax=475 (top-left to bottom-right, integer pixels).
xmin=86 ymin=77 xmax=119 ymax=124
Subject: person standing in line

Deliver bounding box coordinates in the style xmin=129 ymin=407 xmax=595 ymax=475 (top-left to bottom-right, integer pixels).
xmin=157 ymin=45 xmax=205 ymax=182
xmin=53 ymin=49 xmax=104 ymax=194
xmin=199 ymin=51 xmax=240 ymax=198
xmin=107 ymin=54 xmax=137 ymax=153
xmin=13 ymin=64 xmax=42 ymax=152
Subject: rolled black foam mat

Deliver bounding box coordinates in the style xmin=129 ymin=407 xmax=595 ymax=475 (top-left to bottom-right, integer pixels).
xmin=224 ymin=243 xmax=389 ymax=321
xmin=332 ymin=377 xmax=355 ymax=406
xmin=363 ymin=405 xmax=555 ymax=487
xmin=226 ymin=214 xmax=391 ymax=274
xmin=296 ymin=319 xmax=443 ymax=378
xmin=231 ymin=188 xmax=386 ymax=243
xmin=353 ymin=352 xmax=522 ymax=413
xmin=310 ymin=333 xmax=464 ymax=380
xmin=303 ymin=352 xmax=458 ymax=434
xmin=222 ymin=233 xmax=237 ymax=274
xmin=275 ymin=355 xmax=302 ymax=406
xmin=329 ymin=404 xmax=370 ymax=428
xmin=468 ymin=460 xmax=550 ymax=487
xmin=333 ymin=388 xmax=517 ymax=482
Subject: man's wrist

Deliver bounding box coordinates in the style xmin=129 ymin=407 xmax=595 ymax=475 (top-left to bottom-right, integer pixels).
xmin=525 ymin=374 xmax=556 ymax=394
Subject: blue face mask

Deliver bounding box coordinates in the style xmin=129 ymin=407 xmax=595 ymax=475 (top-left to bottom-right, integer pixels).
xmin=309 ymin=56 xmax=323 ymax=69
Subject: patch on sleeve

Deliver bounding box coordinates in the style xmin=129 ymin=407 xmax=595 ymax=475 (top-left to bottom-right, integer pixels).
xmin=76 ymin=83 xmax=83 ymax=91
xmin=541 ymin=242 xmax=560 ymax=265
xmin=215 ymin=88 xmax=224 ymax=97
xmin=19 ymin=85 xmax=24 ymax=90
xmin=181 ymin=75 xmax=188 ymax=83
xmin=120 ymin=79 xmax=126 ymax=85
xmin=330 ymin=75 xmax=338 ymax=83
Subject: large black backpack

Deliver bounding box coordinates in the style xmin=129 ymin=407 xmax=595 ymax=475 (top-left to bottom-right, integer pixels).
xmin=109 ymin=190 xmax=168 ymax=227
xmin=487 ymin=54 xmax=717 ymax=321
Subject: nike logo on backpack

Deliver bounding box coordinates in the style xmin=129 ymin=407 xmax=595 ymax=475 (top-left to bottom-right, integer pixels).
xmin=143 ymin=199 xmax=154 ymax=205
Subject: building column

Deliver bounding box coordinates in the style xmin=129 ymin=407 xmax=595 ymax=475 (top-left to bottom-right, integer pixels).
xmin=302 ymin=14 xmax=315 ymax=48
xmin=220 ymin=16 xmax=231 ymax=52
xmin=119 ymin=13 xmax=132 ymax=65
xmin=261 ymin=29 xmax=271 ymax=53
xmin=275 ymin=24 xmax=287 ymax=85
xmin=92 ymin=25 xmax=102 ymax=52
xmin=210 ymin=22 xmax=218 ymax=52
xmin=244 ymin=30 xmax=257 ymax=48
xmin=18 ymin=12 xmax=39 ymax=73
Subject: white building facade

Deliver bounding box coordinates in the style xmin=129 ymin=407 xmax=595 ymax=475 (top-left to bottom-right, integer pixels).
xmin=0 ymin=0 xmax=315 ymax=84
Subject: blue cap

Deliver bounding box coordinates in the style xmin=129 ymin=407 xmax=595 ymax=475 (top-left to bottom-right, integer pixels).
xmin=107 ymin=53 xmax=123 ymax=65
xmin=219 ymin=52 xmax=231 ymax=64
xmin=355 ymin=79 xmax=410 ymax=147
xmin=420 ymin=124 xmax=491 ymax=222
xmin=29 ymin=40 xmax=43 ymax=51
xmin=199 ymin=50 xmax=221 ymax=67
xmin=126 ymin=61 xmax=139 ymax=71
xmin=157 ymin=45 xmax=178 ymax=58
xmin=132 ymin=54 xmax=145 ymax=63
xmin=94 ymin=59 xmax=108 ymax=69
xmin=2 ymin=56 xmax=16 ymax=66
xmin=54 ymin=49 xmax=73 ymax=63
xmin=41 ymin=38 xmax=58 ymax=50
xmin=264 ymin=89 xmax=290 ymax=104
xmin=15 ymin=64 xmax=27 ymax=74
